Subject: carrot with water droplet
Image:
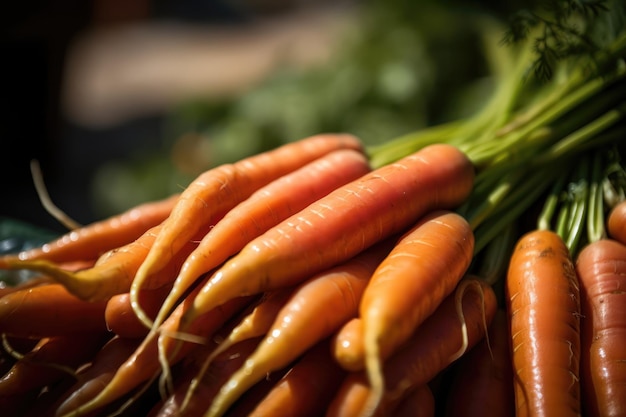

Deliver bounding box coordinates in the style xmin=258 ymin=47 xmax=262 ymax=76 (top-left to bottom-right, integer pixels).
xmin=142 ymin=147 xmax=370 ymax=330
xmin=506 ymin=229 xmax=581 ymax=417
xmin=181 ymin=143 xmax=474 ymax=334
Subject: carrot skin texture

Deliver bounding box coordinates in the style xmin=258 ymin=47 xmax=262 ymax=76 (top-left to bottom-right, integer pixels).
xmin=0 ymin=283 xmax=108 ymax=338
xmin=0 ymin=193 xmax=179 ymax=265
xmin=444 ymin=309 xmax=515 ymax=417
xmin=326 ymin=278 xmax=497 ymax=417
xmin=154 ymin=148 xmax=370 ymax=330
xmin=392 ymin=385 xmax=435 ymax=417
xmin=506 ymin=229 xmax=582 ymax=417
xmin=607 ymin=200 xmax=626 ymax=246
xmin=185 ymin=143 xmax=474 ymax=327
xmin=576 ymin=238 xmax=626 ymax=417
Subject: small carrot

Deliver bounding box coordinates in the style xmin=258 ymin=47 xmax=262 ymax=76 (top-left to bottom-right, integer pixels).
xmin=326 ymin=278 xmax=497 ymax=417
xmin=391 ymin=385 xmax=435 ymax=417
xmin=607 ymin=199 xmax=626 ymax=245
xmin=144 ymin=148 xmax=370 ymax=331
xmin=0 ymin=193 xmax=179 ymax=265
xmin=131 ymin=133 xmax=364 ymax=324
xmin=104 ymin=284 xmax=173 ymax=339
xmin=576 ymin=238 xmax=626 ymax=417
xmin=0 ymin=283 xmax=108 ymax=338
xmin=202 ymin=239 xmax=393 ymax=417
xmin=443 ymin=309 xmax=515 ymax=417
xmin=332 ymin=317 xmax=366 ymax=372
xmin=0 ymin=333 xmax=109 ymax=396
xmin=506 ymin=229 xmax=581 ymax=417
xmin=359 ymin=210 xmax=474 ymax=415
xmin=245 ymin=338 xmax=347 ymax=417
xmin=182 ymin=143 xmax=474 ymax=333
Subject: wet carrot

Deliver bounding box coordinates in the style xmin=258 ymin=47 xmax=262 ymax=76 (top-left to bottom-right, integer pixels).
xmin=332 ymin=317 xmax=366 ymax=372
xmin=146 ymin=148 xmax=371 ymax=331
xmin=506 ymin=229 xmax=581 ymax=417
xmin=182 ymin=143 xmax=474 ymax=333
xmin=576 ymin=238 xmax=626 ymax=417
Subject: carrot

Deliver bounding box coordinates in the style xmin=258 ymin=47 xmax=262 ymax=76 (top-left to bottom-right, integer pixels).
xmin=392 ymin=385 xmax=435 ymax=417
xmin=576 ymin=238 xmax=626 ymax=417
xmin=0 ymin=283 xmax=108 ymax=338
xmin=245 ymin=338 xmax=347 ymax=417
xmin=332 ymin=317 xmax=366 ymax=372
xmin=0 ymin=333 xmax=109 ymax=397
xmin=202 ymin=239 xmax=394 ymax=417
xmin=181 ymin=143 xmax=474 ymax=333
xmin=443 ymin=309 xmax=515 ymax=417
xmin=326 ymin=278 xmax=497 ymax=417
xmin=358 ymin=210 xmax=474 ymax=415
xmin=607 ymin=200 xmax=626 ymax=245
xmin=105 ymin=284 xmax=173 ymax=339
xmin=145 ymin=148 xmax=370 ymax=331
xmin=1 ymin=222 xmax=203 ymax=302
xmin=131 ymin=133 xmax=363 ymax=322
xmin=0 ymin=193 xmax=179 ymax=265
xmin=506 ymin=229 xmax=581 ymax=417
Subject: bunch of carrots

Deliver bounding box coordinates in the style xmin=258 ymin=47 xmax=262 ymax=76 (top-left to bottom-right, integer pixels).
xmin=1 ymin=1 xmax=626 ymax=416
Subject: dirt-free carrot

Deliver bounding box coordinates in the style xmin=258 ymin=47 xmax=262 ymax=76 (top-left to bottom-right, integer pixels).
xmin=0 ymin=333 xmax=108 ymax=397
xmin=0 ymin=194 xmax=179 ymax=265
xmin=144 ymin=148 xmax=370 ymax=331
xmin=203 ymin=240 xmax=393 ymax=417
xmin=576 ymin=238 xmax=626 ymax=417
xmin=246 ymin=338 xmax=347 ymax=417
xmin=443 ymin=309 xmax=515 ymax=417
xmin=181 ymin=143 xmax=474 ymax=333
xmin=326 ymin=278 xmax=497 ymax=417
xmin=332 ymin=317 xmax=366 ymax=372
xmin=392 ymin=385 xmax=435 ymax=417
xmin=131 ymin=133 xmax=364 ymax=322
xmin=105 ymin=284 xmax=173 ymax=339
xmin=0 ymin=283 xmax=108 ymax=338
xmin=607 ymin=200 xmax=626 ymax=245
xmin=358 ymin=210 xmax=474 ymax=415
xmin=506 ymin=229 xmax=581 ymax=417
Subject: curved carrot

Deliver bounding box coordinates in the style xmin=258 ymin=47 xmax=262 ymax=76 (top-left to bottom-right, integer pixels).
xmin=443 ymin=309 xmax=515 ymax=417
xmin=327 ymin=278 xmax=497 ymax=417
xmin=607 ymin=200 xmax=626 ymax=245
xmin=104 ymin=284 xmax=173 ymax=339
xmin=246 ymin=338 xmax=347 ymax=417
xmin=392 ymin=385 xmax=435 ymax=417
xmin=0 ymin=194 xmax=179 ymax=265
xmin=359 ymin=210 xmax=474 ymax=415
xmin=145 ymin=147 xmax=370 ymax=330
xmin=576 ymin=238 xmax=626 ymax=417
xmin=182 ymin=143 xmax=474 ymax=332
xmin=131 ymin=133 xmax=363 ymax=322
xmin=203 ymin=240 xmax=393 ymax=417
xmin=0 ymin=333 xmax=108 ymax=397
xmin=506 ymin=229 xmax=581 ymax=417
xmin=332 ymin=317 xmax=366 ymax=372
xmin=0 ymin=283 xmax=108 ymax=338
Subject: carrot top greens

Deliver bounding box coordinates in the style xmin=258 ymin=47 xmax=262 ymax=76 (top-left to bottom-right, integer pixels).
xmin=368 ymin=0 xmax=626 ymax=257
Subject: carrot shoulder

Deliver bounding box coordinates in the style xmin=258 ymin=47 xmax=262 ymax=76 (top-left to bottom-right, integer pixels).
xmin=576 ymin=238 xmax=626 ymax=417
xmin=182 ymin=143 xmax=474 ymax=330
xmin=506 ymin=229 xmax=581 ymax=417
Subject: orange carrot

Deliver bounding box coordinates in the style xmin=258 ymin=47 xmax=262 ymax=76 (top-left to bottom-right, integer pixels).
xmin=0 ymin=193 xmax=179 ymax=265
xmin=181 ymin=143 xmax=474 ymax=333
xmin=358 ymin=210 xmax=474 ymax=415
xmin=202 ymin=240 xmax=393 ymax=417
xmin=332 ymin=318 xmax=366 ymax=372
xmin=392 ymin=385 xmax=435 ymax=417
xmin=506 ymin=229 xmax=581 ymax=417
xmin=131 ymin=133 xmax=363 ymax=322
xmin=327 ymin=278 xmax=497 ymax=417
xmin=144 ymin=148 xmax=370 ymax=330
xmin=245 ymin=338 xmax=347 ymax=417
xmin=0 ymin=283 xmax=108 ymax=338
xmin=607 ymin=200 xmax=626 ymax=245
xmin=104 ymin=284 xmax=173 ymax=339
xmin=443 ymin=309 xmax=515 ymax=417
xmin=0 ymin=333 xmax=109 ymax=396
xmin=576 ymin=238 xmax=626 ymax=417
